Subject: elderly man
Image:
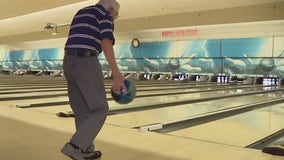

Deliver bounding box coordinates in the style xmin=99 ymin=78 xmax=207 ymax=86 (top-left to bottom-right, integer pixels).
xmin=61 ymin=0 xmax=126 ymax=159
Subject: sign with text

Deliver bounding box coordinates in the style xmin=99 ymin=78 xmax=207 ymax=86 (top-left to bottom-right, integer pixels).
xmin=162 ymin=29 xmax=198 ymax=37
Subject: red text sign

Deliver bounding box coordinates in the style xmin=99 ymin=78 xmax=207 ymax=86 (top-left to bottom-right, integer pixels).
xmin=162 ymin=29 xmax=198 ymax=37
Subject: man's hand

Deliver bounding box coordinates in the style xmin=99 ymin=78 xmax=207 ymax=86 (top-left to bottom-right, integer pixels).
xmin=112 ymin=74 xmax=127 ymax=93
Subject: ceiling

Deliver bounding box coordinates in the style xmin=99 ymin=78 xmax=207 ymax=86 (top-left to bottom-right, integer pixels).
xmin=0 ymin=0 xmax=284 ymax=47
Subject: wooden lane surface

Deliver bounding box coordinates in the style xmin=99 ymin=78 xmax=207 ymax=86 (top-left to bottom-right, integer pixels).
xmin=166 ymin=103 xmax=284 ymax=147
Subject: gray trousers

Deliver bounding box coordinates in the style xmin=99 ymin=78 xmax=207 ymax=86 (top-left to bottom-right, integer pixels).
xmin=63 ymin=53 xmax=109 ymax=151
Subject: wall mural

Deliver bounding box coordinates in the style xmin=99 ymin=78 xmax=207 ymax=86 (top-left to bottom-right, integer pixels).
xmin=0 ymin=48 xmax=64 ymax=72
xmin=0 ymin=37 xmax=283 ymax=76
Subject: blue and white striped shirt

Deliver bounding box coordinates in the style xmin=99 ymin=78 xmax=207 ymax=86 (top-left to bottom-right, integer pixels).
xmin=65 ymin=4 xmax=115 ymax=54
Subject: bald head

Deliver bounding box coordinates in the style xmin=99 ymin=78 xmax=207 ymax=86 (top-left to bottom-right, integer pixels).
xmin=98 ymin=0 xmax=120 ymax=12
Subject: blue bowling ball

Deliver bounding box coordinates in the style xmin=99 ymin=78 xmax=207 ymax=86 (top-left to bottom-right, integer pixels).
xmin=111 ymin=79 xmax=136 ymax=104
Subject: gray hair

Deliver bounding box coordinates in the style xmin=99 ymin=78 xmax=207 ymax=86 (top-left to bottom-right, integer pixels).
xmin=98 ymin=0 xmax=120 ymax=12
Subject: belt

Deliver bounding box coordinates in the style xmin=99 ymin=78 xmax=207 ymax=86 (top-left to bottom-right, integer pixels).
xmin=65 ymin=50 xmax=98 ymax=57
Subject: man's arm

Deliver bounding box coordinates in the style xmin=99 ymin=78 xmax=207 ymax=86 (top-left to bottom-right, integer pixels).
xmin=101 ymin=38 xmax=126 ymax=92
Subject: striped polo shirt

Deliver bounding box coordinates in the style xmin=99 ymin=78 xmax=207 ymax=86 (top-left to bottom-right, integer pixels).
xmin=65 ymin=4 xmax=115 ymax=54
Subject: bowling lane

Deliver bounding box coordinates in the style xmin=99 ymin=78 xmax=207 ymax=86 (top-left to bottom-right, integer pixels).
xmin=4 ymin=85 xmax=229 ymax=110
xmin=0 ymin=91 xmax=68 ymax=101
xmin=14 ymin=85 xmax=279 ymax=114
xmin=0 ymin=79 xmax=240 ymax=93
xmin=1 ymin=96 xmax=69 ymax=108
xmin=0 ymin=83 xmax=204 ymax=95
xmin=102 ymin=91 xmax=283 ymax=128
xmin=0 ymin=77 xmax=251 ymax=103
xmin=0 ymin=78 xmax=225 ymax=92
xmin=0 ymin=84 xmax=67 ymax=91
xmin=107 ymin=86 xmax=283 ymax=111
xmin=0 ymin=87 xmax=67 ymax=94
xmin=0 ymin=82 xmax=254 ymax=101
xmin=166 ymin=103 xmax=284 ymax=147
xmin=0 ymin=82 xmax=226 ymax=107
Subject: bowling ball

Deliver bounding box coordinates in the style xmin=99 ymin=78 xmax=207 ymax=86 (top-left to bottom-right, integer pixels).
xmin=111 ymin=79 xmax=136 ymax=104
